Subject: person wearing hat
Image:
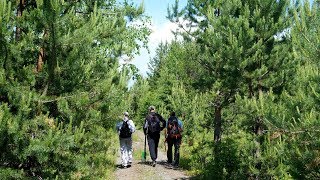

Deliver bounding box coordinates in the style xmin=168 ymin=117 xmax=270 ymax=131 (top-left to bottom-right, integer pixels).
xmin=116 ymin=111 xmax=136 ymax=168
xmin=143 ymin=106 xmax=166 ymax=167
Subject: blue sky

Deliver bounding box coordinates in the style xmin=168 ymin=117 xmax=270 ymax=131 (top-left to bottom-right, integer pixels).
xmin=129 ymin=0 xmax=315 ymax=77
xmin=130 ymin=0 xmax=187 ymax=76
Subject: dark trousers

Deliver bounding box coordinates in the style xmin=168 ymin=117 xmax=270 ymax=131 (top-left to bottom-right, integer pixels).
xmin=167 ymin=137 xmax=181 ymax=166
xmin=147 ymin=132 xmax=160 ymax=161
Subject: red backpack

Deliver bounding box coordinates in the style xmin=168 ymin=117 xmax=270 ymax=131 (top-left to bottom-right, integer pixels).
xmin=168 ymin=117 xmax=181 ymax=139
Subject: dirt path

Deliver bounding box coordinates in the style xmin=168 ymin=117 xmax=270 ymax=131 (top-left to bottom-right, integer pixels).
xmin=114 ymin=130 xmax=190 ymax=180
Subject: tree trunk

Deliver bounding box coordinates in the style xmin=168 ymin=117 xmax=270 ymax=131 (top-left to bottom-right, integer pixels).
xmin=213 ymin=99 xmax=223 ymax=178
xmin=35 ymin=47 xmax=44 ymax=73
xmin=254 ymin=84 xmax=264 ymax=179
xmin=48 ymin=22 xmax=57 ymax=86
xmin=214 ymin=104 xmax=222 ymax=143
xmin=248 ymin=79 xmax=254 ymax=98
xmin=35 ymin=30 xmax=48 ymax=73
xmin=15 ymin=0 xmax=25 ymax=41
xmin=43 ymin=0 xmax=58 ymax=90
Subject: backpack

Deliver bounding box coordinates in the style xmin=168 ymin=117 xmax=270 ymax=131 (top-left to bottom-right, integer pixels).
xmin=147 ymin=113 xmax=161 ymax=133
xmin=168 ymin=117 xmax=181 ymax=139
xmin=119 ymin=121 xmax=132 ymax=138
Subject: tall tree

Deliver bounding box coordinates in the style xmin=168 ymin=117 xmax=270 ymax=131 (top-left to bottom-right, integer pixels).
xmin=168 ymin=0 xmax=293 ymax=178
xmin=0 ymin=0 xmax=150 ymax=178
xmin=285 ymin=0 xmax=320 ymax=178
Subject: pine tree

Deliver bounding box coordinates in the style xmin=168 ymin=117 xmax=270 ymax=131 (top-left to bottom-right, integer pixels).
xmin=0 ymin=0 xmax=150 ymax=178
xmin=284 ymin=0 xmax=320 ymax=178
xmin=167 ymin=0 xmax=294 ymax=178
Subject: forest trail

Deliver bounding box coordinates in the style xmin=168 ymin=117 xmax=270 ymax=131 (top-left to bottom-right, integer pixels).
xmin=113 ymin=130 xmax=191 ymax=180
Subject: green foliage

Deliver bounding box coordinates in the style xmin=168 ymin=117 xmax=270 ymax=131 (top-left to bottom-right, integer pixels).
xmin=0 ymin=168 xmax=24 ymax=179
xmin=287 ymin=2 xmax=320 ymax=178
xmin=0 ymin=0 xmax=149 ymax=178
xmin=2 ymin=0 xmax=318 ymax=178
xmin=128 ymin=0 xmax=319 ymax=179
xmin=292 ymin=0 xmax=320 ymax=64
xmin=0 ymin=103 xmax=118 ymax=179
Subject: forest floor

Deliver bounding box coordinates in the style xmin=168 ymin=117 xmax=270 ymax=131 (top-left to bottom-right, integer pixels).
xmin=113 ymin=130 xmax=192 ymax=180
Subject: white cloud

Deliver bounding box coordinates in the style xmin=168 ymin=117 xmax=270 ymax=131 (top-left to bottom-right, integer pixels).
xmin=131 ymin=20 xmax=181 ymax=77
xmin=149 ymin=20 xmax=179 ymax=46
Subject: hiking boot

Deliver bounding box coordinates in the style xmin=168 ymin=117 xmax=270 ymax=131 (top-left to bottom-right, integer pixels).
xmin=127 ymin=164 xmax=131 ymax=168
xmin=172 ymin=165 xmax=179 ymax=170
xmin=152 ymin=161 xmax=156 ymax=167
xmin=165 ymin=163 xmax=173 ymax=169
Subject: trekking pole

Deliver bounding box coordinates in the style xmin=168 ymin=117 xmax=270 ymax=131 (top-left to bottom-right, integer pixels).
xmin=164 ymin=138 xmax=167 ymax=152
xmin=142 ymin=119 xmax=147 ymax=162
xmin=164 ymin=130 xmax=167 ymax=152
xmin=144 ymin=132 xmax=147 ymax=160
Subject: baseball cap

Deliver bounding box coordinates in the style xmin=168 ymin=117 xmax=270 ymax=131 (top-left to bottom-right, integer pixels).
xmin=148 ymin=106 xmax=155 ymax=111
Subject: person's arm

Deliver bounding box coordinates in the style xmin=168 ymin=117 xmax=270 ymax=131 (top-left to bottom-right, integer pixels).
xmin=116 ymin=122 xmax=122 ymax=134
xmin=129 ymin=120 xmax=136 ymax=133
xmin=158 ymin=114 xmax=166 ymax=131
xmin=164 ymin=120 xmax=168 ymax=141
xmin=178 ymin=119 xmax=183 ymax=132
xmin=143 ymin=117 xmax=148 ymax=135
xmin=167 ymin=119 xmax=172 ymax=129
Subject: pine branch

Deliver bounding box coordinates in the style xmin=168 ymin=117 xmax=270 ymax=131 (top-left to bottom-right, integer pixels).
xmin=301 ymin=32 xmax=318 ymax=53
xmin=39 ymin=92 xmax=95 ymax=103
xmin=266 ymin=128 xmax=320 ymax=140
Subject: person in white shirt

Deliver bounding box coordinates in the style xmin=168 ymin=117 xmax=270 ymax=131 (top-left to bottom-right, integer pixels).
xmin=116 ymin=112 xmax=135 ymax=168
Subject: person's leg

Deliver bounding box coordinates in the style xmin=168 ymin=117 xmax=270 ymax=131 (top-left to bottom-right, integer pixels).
xmin=124 ymin=138 xmax=132 ymax=166
xmin=128 ymin=137 xmax=133 ymax=165
xmin=173 ymin=138 xmax=181 ymax=167
xmin=154 ymin=133 xmax=160 ymax=160
xmin=120 ymin=138 xmax=128 ymax=167
xmin=167 ymin=138 xmax=173 ymax=164
xmin=147 ymin=135 xmax=156 ymax=161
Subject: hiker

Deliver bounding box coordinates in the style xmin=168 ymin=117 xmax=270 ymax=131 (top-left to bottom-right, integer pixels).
xmin=165 ymin=111 xmax=183 ymax=168
xmin=116 ymin=112 xmax=136 ymax=168
xmin=143 ymin=106 xmax=166 ymax=167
